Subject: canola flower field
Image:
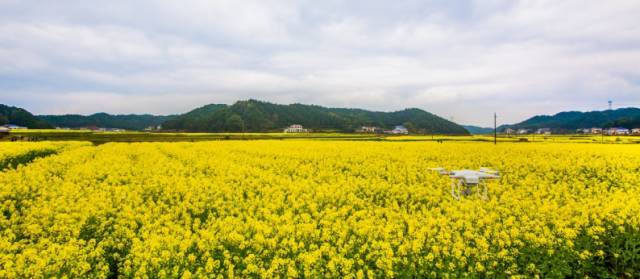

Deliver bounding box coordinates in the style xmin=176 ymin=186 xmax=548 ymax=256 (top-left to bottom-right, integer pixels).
xmin=0 ymin=142 xmax=90 ymax=171
xmin=0 ymin=141 xmax=639 ymax=278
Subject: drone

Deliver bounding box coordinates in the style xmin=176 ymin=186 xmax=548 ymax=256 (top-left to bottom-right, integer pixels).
xmin=429 ymin=167 xmax=500 ymax=200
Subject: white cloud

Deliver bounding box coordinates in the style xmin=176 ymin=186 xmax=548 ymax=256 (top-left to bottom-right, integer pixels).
xmin=1 ymin=0 xmax=640 ymax=126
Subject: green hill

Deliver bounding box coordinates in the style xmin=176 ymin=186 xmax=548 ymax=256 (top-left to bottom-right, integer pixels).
xmin=501 ymin=108 xmax=640 ymax=132
xmin=160 ymin=104 xmax=226 ymax=131
xmin=162 ymin=100 xmax=469 ymax=134
xmin=39 ymin=113 xmax=174 ymax=130
xmin=0 ymin=104 xmax=52 ymax=129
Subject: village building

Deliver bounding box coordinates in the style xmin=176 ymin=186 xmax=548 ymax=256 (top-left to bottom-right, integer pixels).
xmin=356 ymin=126 xmax=380 ymax=133
xmin=385 ymin=125 xmax=408 ymax=135
xmin=607 ymin=127 xmax=629 ymax=135
xmin=576 ymin=128 xmax=591 ymax=134
xmin=536 ymin=128 xmax=551 ymax=135
xmin=283 ymin=124 xmax=308 ymax=133
xmin=2 ymin=124 xmax=27 ymax=130
xmin=632 ymin=128 xmax=640 ymax=135
xmin=590 ymin=127 xmax=602 ymax=134
xmin=504 ymin=128 xmax=515 ymax=135
xmin=517 ymin=129 xmax=529 ymax=135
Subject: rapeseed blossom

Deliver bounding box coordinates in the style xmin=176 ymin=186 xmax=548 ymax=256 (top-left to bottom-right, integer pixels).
xmin=0 ymin=141 xmax=638 ymax=277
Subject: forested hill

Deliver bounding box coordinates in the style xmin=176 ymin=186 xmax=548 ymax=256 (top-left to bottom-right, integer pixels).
xmin=39 ymin=113 xmax=174 ymax=130
xmin=501 ymin=107 xmax=640 ymax=132
xmin=0 ymin=104 xmax=52 ymax=128
xmin=162 ymin=100 xmax=470 ymax=134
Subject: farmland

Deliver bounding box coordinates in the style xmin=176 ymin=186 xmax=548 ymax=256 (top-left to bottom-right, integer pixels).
xmin=1 ymin=140 xmax=639 ymax=278
xmin=5 ymin=129 xmax=640 ymax=144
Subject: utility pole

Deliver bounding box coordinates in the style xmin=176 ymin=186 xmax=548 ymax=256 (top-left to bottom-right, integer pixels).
xmin=494 ymin=113 xmax=497 ymax=145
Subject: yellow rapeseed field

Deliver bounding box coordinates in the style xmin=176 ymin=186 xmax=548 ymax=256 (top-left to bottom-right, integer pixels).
xmin=0 ymin=141 xmax=90 ymax=171
xmin=0 ymin=141 xmax=639 ymax=278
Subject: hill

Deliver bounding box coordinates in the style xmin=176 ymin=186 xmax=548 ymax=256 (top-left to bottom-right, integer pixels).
xmin=162 ymin=100 xmax=469 ymax=134
xmin=501 ymin=107 xmax=640 ymax=132
xmin=39 ymin=113 xmax=174 ymax=130
xmin=463 ymin=125 xmax=494 ymax=134
xmin=160 ymin=104 xmax=226 ymax=131
xmin=0 ymin=104 xmax=52 ymax=128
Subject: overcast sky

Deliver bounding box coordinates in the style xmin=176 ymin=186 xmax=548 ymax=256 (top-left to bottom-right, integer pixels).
xmin=1 ymin=0 xmax=639 ymax=126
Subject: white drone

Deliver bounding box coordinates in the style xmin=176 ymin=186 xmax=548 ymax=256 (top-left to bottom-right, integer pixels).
xmin=429 ymin=167 xmax=500 ymax=200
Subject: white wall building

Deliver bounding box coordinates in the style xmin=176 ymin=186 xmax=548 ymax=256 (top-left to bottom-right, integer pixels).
xmin=388 ymin=125 xmax=409 ymax=134
xmin=536 ymin=128 xmax=551 ymax=135
xmin=2 ymin=124 xmax=27 ymax=130
xmin=607 ymin=127 xmax=629 ymax=135
xmin=357 ymin=126 xmax=379 ymax=133
xmin=283 ymin=124 xmax=308 ymax=133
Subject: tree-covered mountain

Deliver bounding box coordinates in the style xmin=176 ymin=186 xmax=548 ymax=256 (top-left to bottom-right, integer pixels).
xmin=162 ymin=100 xmax=469 ymax=134
xmin=463 ymin=125 xmax=494 ymax=134
xmin=501 ymin=107 xmax=640 ymax=132
xmin=160 ymin=104 xmax=226 ymax=131
xmin=39 ymin=113 xmax=175 ymax=130
xmin=0 ymin=104 xmax=52 ymax=128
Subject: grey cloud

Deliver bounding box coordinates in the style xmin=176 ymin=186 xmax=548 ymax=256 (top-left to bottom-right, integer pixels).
xmin=1 ymin=0 xmax=640 ymax=126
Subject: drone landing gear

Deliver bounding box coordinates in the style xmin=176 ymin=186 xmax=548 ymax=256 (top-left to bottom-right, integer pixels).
xmin=451 ymin=180 xmax=488 ymax=200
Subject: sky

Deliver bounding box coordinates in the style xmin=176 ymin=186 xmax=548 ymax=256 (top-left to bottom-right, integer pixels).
xmin=1 ymin=0 xmax=639 ymax=126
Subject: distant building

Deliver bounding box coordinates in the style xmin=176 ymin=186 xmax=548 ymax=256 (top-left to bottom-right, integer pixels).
xmin=356 ymin=126 xmax=380 ymax=133
xmin=607 ymin=127 xmax=629 ymax=135
xmin=590 ymin=127 xmax=602 ymax=134
xmin=0 ymin=127 xmax=9 ymax=133
xmin=144 ymin=125 xmax=162 ymax=131
xmin=386 ymin=125 xmax=408 ymax=135
xmin=283 ymin=124 xmax=308 ymax=133
xmin=517 ymin=129 xmax=529 ymax=135
xmin=504 ymin=128 xmax=515 ymax=135
xmin=2 ymin=124 xmax=27 ymax=130
xmin=632 ymin=128 xmax=640 ymax=135
xmin=536 ymin=128 xmax=551 ymax=135
xmin=577 ymin=128 xmax=591 ymax=134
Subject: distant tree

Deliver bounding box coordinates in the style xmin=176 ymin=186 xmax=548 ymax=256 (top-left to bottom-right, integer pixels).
xmin=224 ymin=114 xmax=245 ymax=132
xmin=0 ymin=104 xmax=52 ymax=128
xmin=402 ymin=121 xmax=417 ymax=132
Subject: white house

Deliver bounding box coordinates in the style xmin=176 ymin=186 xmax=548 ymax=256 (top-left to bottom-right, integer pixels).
xmin=517 ymin=129 xmax=529 ymax=134
xmin=504 ymin=128 xmax=515 ymax=135
xmin=283 ymin=124 xmax=308 ymax=133
xmin=0 ymin=127 xmax=8 ymax=133
xmin=536 ymin=128 xmax=551 ymax=135
xmin=2 ymin=124 xmax=27 ymax=130
xmin=356 ymin=126 xmax=379 ymax=133
xmin=388 ymin=125 xmax=409 ymax=135
xmin=577 ymin=128 xmax=590 ymax=134
xmin=632 ymin=128 xmax=640 ymax=135
xmin=590 ymin=127 xmax=602 ymax=134
xmin=607 ymin=127 xmax=629 ymax=135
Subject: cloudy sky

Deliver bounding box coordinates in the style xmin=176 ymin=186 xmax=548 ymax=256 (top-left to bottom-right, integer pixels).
xmin=1 ymin=0 xmax=639 ymax=126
